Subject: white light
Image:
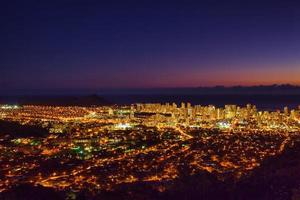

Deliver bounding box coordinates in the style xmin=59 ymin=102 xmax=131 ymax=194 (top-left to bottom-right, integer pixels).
xmin=115 ymin=123 xmax=132 ymax=129
xmin=1 ymin=105 xmax=19 ymax=109
xmin=217 ymin=121 xmax=231 ymax=129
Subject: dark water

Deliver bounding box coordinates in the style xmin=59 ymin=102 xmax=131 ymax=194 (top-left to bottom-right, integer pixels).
xmin=1 ymin=94 xmax=300 ymax=111
xmin=103 ymin=94 xmax=300 ymax=111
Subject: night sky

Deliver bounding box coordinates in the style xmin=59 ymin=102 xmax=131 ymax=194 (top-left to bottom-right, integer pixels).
xmin=1 ymin=0 xmax=300 ymax=91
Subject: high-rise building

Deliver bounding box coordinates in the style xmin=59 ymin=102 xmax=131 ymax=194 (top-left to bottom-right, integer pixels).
xmin=172 ymin=103 xmax=177 ymax=109
xmin=284 ymin=106 xmax=289 ymax=115
xmin=187 ymin=102 xmax=191 ymax=109
xmin=108 ymin=108 xmax=114 ymax=115
xmin=181 ymin=102 xmax=185 ymax=109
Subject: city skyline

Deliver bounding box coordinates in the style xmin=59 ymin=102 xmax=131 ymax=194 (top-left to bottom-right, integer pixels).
xmin=1 ymin=102 xmax=300 ymax=199
xmin=1 ymin=1 xmax=300 ymax=199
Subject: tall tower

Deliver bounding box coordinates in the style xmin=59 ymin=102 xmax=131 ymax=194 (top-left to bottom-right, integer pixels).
xmin=181 ymin=102 xmax=185 ymax=109
xmin=284 ymin=106 xmax=289 ymax=116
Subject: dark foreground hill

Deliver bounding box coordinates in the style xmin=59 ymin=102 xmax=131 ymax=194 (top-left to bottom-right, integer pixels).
xmin=0 ymin=95 xmax=111 ymax=106
xmin=0 ymin=120 xmax=48 ymax=138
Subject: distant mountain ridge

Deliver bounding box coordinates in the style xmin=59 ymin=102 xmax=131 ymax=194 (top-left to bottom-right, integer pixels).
xmin=0 ymin=94 xmax=111 ymax=106
xmin=194 ymin=84 xmax=300 ymax=95
xmin=95 ymin=84 xmax=300 ymax=95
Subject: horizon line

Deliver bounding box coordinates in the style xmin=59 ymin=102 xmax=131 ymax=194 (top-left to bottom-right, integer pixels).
xmin=1 ymin=83 xmax=300 ymax=92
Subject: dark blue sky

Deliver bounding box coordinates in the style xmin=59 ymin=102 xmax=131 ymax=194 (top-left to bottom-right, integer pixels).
xmin=1 ymin=0 xmax=300 ymax=91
